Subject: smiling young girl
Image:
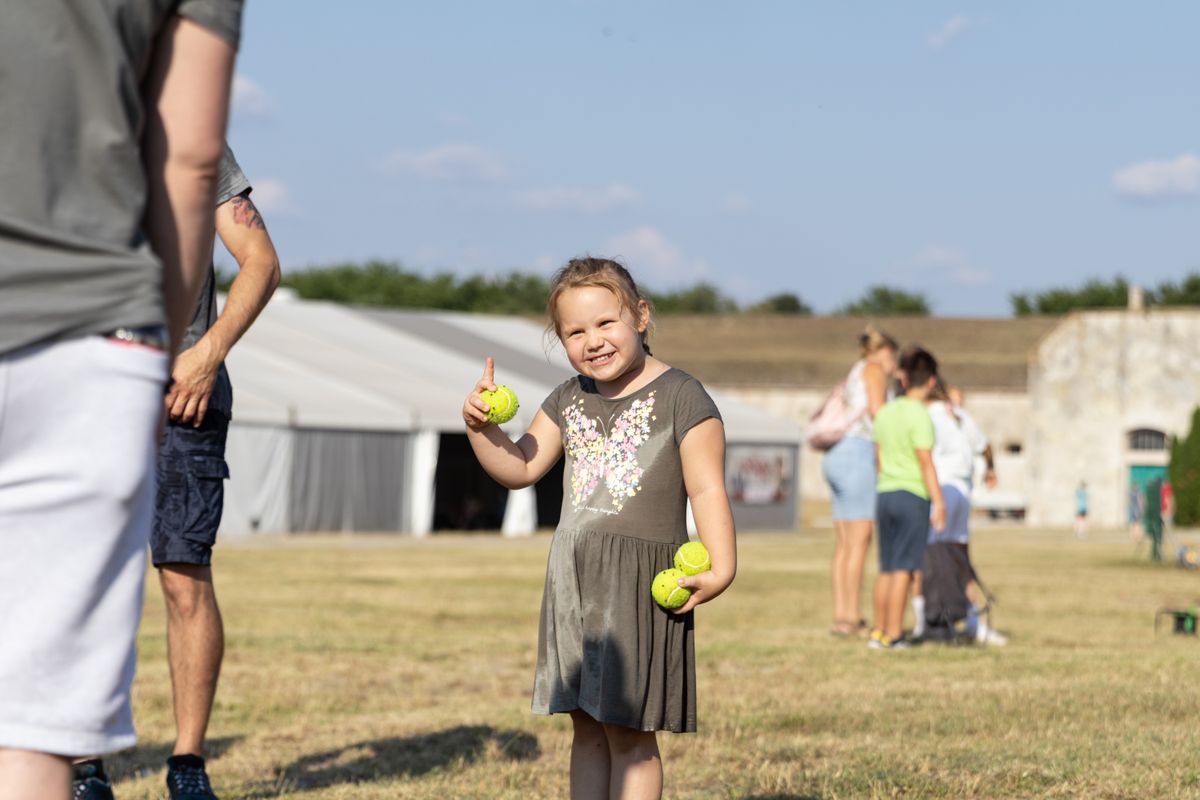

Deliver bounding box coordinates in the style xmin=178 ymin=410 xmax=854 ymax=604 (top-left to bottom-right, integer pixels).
xmin=462 ymin=257 xmax=737 ymax=799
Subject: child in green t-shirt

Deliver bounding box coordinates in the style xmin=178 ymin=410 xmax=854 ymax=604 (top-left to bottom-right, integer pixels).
xmin=870 ymin=347 xmax=945 ymax=649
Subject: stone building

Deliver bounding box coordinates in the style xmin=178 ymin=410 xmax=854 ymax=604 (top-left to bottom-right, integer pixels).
xmin=649 ymin=308 xmax=1197 ymax=529
xmin=1025 ymin=309 xmax=1199 ymax=527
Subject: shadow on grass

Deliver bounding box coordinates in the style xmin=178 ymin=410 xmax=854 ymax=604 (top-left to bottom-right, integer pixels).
xmin=271 ymin=725 xmax=539 ymax=790
xmin=106 ymin=735 xmax=242 ymax=781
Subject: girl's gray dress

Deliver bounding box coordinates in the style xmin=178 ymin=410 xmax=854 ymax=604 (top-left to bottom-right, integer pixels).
xmin=532 ymin=368 xmax=721 ymax=733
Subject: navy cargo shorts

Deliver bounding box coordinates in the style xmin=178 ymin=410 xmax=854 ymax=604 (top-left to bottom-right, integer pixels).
xmin=152 ymin=413 xmax=230 ymax=567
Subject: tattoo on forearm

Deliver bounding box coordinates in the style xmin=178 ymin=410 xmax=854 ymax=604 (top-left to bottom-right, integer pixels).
xmin=229 ymin=195 xmax=267 ymax=230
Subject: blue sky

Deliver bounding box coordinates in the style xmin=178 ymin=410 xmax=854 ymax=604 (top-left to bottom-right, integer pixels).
xmin=225 ymin=2 xmax=1200 ymax=316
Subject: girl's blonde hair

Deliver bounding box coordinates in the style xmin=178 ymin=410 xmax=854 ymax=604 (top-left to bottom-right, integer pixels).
xmin=546 ymin=257 xmax=655 ymax=354
xmin=859 ymin=324 xmax=898 ymax=357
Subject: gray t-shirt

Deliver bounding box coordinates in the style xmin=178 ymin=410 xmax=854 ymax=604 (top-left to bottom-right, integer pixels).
xmin=187 ymin=146 xmax=251 ymax=419
xmin=0 ymin=1 xmax=244 ymax=357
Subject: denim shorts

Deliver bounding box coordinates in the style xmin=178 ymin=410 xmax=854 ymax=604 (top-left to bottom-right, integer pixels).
xmin=152 ymin=414 xmax=230 ymax=566
xmin=929 ymin=484 xmax=970 ymax=545
xmin=877 ymin=490 xmax=931 ymax=573
xmin=821 ymin=436 xmax=877 ymax=520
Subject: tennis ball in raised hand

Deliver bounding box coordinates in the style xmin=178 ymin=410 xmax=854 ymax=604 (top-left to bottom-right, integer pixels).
xmin=673 ymin=542 xmax=711 ymax=575
xmin=652 ymin=568 xmax=691 ymax=610
xmin=480 ymin=385 xmax=519 ymax=424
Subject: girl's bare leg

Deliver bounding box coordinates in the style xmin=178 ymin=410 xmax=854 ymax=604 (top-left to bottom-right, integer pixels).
xmin=570 ymin=710 xmax=610 ymax=800
xmin=603 ymin=724 xmax=662 ymax=800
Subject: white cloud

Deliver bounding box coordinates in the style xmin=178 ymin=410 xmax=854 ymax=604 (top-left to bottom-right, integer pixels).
xmin=926 ymin=15 xmax=975 ymax=50
xmin=604 ymin=226 xmax=710 ymax=285
xmin=914 ymin=245 xmax=991 ymax=286
xmin=232 ymin=74 xmax=273 ymax=119
xmin=514 ymin=183 xmax=639 ymax=213
xmin=382 ymin=143 xmax=511 ymax=182
xmin=250 ymin=179 xmax=296 ymax=216
xmin=1112 ymin=153 xmax=1200 ymax=198
xmin=721 ymin=193 xmax=752 ymax=214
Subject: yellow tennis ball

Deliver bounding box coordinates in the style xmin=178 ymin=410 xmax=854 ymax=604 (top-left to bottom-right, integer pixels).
xmin=652 ymin=568 xmax=691 ymax=610
xmin=480 ymin=385 xmax=519 ymax=424
xmin=674 ymin=542 xmax=711 ymax=575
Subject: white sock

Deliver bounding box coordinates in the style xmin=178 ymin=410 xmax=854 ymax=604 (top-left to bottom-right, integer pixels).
xmin=911 ymin=596 xmax=925 ymax=635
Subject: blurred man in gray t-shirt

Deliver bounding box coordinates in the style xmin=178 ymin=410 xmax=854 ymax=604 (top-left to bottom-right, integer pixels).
xmin=0 ymin=3 xmax=242 ymax=797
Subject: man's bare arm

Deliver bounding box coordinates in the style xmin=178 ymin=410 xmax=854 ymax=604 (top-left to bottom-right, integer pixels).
xmin=142 ymin=18 xmax=236 ymax=350
xmin=166 ymin=191 xmax=281 ymax=425
xmin=205 ymin=191 xmax=280 ymax=358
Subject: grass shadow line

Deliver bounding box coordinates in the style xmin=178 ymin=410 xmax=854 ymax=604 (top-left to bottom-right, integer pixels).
xmin=268 ymin=725 xmax=539 ymax=790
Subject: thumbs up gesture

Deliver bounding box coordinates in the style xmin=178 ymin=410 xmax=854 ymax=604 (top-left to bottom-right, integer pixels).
xmin=463 ymin=357 xmax=498 ymax=430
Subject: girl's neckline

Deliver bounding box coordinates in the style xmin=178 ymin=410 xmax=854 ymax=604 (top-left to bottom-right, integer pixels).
xmin=580 ymin=366 xmax=676 ymax=401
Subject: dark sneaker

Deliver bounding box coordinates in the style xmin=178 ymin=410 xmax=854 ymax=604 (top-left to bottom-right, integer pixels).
xmin=72 ymin=759 xmax=115 ymax=800
xmin=166 ymin=754 xmax=218 ymax=800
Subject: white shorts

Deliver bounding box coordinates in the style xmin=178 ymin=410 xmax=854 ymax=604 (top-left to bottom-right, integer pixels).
xmin=0 ymin=336 xmax=166 ymax=756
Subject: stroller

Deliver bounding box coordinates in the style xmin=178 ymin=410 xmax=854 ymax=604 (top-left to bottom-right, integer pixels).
xmin=919 ymin=540 xmax=996 ymax=644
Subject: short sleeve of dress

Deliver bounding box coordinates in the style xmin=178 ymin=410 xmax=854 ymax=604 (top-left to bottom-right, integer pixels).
xmin=673 ymin=376 xmax=722 ymax=445
xmin=540 ymin=376 xmax=576 ymax=425
xmin=176 ymin=0 xmax=244 ymax=48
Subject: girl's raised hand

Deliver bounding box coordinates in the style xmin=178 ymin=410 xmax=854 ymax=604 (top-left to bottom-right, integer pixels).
xmin=463 ymin=357 xmax=498 ymax=430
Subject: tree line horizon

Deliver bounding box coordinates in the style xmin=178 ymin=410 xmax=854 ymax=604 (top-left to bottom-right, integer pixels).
xmin=216 ymin=261 xmax=1200 ymax=318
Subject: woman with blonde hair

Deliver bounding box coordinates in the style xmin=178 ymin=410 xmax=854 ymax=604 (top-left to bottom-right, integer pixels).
xmin=824 ymin=326 xmax=898 ymax=636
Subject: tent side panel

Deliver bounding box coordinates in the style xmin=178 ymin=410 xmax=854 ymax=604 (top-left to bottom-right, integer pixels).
xmin=221 ymin=423 xmax=294 ymax=534
xmin=289 ymin=429 xmax=409 ymax=532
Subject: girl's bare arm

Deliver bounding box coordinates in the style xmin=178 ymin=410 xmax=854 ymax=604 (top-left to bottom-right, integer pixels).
xmin=675 ymin=417 xmax=737 ymax=613
xmin=463 ymin=358 xmax=563 ymax=489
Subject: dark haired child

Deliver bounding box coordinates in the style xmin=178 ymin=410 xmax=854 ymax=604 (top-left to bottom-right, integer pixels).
xmin=869 ymin=347 xmax=944 ymax=649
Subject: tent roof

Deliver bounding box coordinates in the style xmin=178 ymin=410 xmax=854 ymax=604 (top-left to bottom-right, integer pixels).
xmin=225 ymin=295 xmax=800 ymax=442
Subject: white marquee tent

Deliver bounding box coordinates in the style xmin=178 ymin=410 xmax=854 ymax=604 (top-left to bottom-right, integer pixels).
xmin=220 ymin=293 xmax=803 ymax=536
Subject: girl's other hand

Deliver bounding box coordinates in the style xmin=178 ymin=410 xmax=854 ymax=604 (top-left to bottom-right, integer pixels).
xmin=463 ymin=357 xmax=498 ymax=430
xmin=672 ymin=569 xmax=733 ymax=615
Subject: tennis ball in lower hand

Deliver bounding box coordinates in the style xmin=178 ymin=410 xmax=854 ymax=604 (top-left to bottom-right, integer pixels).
xmin=673 ymin=542 xmax=711 ymax=575
xmin=479 ymin=385 xmax=519 ymax=424
xmin=652 ymin=568 xmax=691 ymax=609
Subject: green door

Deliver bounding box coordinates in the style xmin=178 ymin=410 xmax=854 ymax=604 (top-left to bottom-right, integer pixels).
xmin=1129 ymin=465 xmax=1168 ymax=521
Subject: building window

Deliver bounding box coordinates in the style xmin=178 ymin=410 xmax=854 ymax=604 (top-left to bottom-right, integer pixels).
xmin=1128 ymin=429 xmax=1167 ymax=451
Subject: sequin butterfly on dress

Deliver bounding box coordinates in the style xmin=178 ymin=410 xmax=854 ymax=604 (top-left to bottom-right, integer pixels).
xmin=562 ymin=392 xmax=657 ymax=513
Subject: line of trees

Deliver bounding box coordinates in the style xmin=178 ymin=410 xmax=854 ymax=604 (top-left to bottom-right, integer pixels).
xmin=1011 ymin=274 xmax=1200 ymax=316
xmin=219 ymin=261 xmax=1200 ymax=317
xmin=217 ymin=261 xmax=934 ymax=316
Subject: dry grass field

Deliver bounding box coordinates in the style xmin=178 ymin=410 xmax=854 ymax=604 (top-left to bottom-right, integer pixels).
xmin=107 ymin=527 xmax=1200 ymax=799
